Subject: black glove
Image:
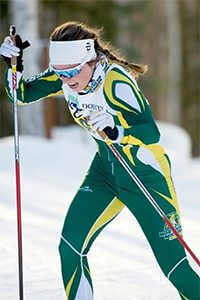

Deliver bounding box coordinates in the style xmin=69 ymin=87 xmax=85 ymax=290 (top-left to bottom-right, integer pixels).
xmin=1 ymin=35 xmax=30 ymax=72
xmin=103 ymin=126 xmax=119 ymax=140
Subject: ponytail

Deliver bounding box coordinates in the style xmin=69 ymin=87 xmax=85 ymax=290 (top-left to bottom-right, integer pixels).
xmin=94 ymin=39 xmax=148 ymax=80
xmin=51 ymin=21 xmax=148 ymax=80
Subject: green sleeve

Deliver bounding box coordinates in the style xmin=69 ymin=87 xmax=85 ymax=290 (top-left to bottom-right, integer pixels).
xmin=5 ymin=67 xmax=63 ymax=104
xmin=103 ymin=67 xmax=160 ymax=145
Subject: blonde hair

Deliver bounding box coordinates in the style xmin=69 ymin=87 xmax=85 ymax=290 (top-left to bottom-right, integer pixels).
xmin=50 ymin=21 xmax=148 ymax=80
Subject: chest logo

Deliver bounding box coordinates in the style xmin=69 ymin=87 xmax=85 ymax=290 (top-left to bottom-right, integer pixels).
xmin=82 ymin=103 xmax=103 ymax=111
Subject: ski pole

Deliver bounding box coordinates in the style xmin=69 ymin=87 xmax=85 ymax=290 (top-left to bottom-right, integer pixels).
xmin=98 ymin=130 xmax=200 ymax=268
xmin=9 ymin=25 xmax=24 ymax=300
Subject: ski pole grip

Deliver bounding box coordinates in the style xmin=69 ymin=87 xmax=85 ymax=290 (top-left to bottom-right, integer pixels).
xmin=97 ymin=129 xmax=108 ymax=141
xmin=84 ymin=115 xmax=109 ymax=142
xmin=9 ymin=25 xmax=17 ymax=66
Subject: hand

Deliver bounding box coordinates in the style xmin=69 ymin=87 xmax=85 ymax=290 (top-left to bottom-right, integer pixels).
xmin=87 ymin=110 xmax=124 ymax=143
xmin=0 ymin=35 xmax=30 ymax=72
xmin=88 ymin=110 xmax=115 ymax=131
xmin=0 ymin=36 xmax=20 ymax=58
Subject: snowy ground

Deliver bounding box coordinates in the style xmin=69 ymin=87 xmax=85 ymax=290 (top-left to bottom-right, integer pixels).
xmin=0 ymin=122 xmax=199 ymax=300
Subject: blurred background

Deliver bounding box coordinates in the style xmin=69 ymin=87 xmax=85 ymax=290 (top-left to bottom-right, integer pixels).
xmin=0 ymin=2 xmax=200 ymax=298
xmin=0 ymin=0 xmax=199 ymax=156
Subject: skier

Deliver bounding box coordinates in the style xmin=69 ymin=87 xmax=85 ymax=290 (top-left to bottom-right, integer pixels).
xmin=1 ymin=22 xmax=199 ymax=300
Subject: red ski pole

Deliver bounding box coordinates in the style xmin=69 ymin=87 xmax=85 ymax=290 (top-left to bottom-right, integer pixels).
xmin=9 ymin=25 xmax=24 ymax=300
xmin=98 ymin=130 xmax=200 ymax=268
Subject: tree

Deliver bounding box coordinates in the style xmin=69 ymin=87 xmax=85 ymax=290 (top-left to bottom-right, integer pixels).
xmin=179 ymin=0 xmax=200 ymax=156
xmin=164 ymin=0 xmax=182 ymax=124
xmin=10 ymin=0 xmax=45 ymax=136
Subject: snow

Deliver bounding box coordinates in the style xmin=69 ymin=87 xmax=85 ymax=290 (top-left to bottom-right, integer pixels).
xmin=0 ymin=122 xmax=199 ymax=300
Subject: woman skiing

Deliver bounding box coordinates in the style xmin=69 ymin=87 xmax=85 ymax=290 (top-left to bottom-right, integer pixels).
xmin=1 ymin=21 xmax=199 ymax=300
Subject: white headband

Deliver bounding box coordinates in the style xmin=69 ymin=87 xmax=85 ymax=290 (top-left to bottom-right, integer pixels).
xmin=49 ymin=39 xmax=96 ymax=65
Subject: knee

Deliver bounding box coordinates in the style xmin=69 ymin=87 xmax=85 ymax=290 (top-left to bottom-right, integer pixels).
xmin=58 ymin=238 xmax=65 ymax=257
xmin=59 ymin=237 xmax=73 ymax=257
xmin=58 ymin=236 xmax=80 ymax=260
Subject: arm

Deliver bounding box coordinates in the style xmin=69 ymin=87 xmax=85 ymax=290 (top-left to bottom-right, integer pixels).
xmin=5 ymin=67 xmax=63 ymax=104
xmin=1 ymin=35 xmax=63 ymax=104
xmin=103 ymin=67 xmax=160 ymax=145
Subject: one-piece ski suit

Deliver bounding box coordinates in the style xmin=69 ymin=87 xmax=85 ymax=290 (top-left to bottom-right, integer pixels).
xmin=5 ymin=56 xmax=200 ymax=300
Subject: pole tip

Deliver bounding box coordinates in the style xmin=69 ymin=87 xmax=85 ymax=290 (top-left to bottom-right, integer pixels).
xmin=9 ymin=25 xmax=16 ymax=36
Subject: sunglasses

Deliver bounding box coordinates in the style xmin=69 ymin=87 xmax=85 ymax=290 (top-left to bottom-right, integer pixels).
xmin=50 ymin=63 xmax=84 ymax=79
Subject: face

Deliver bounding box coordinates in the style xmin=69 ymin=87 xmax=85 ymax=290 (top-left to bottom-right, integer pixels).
xmin=52 ymin=63 xmax=95 ymax=92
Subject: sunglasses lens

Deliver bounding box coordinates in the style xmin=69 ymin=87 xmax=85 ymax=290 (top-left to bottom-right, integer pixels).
xmin=69 ymin=68 xmax=80 ymax=78
xmin=54 ymin=66 xmax=82 ymax=78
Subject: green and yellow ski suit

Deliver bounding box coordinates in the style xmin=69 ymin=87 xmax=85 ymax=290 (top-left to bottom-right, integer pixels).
xmin=5 ymin=59 xmax=200 ymax=300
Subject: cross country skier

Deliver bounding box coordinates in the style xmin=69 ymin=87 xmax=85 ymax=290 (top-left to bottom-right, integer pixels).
xmin=1 ymin=22 xmax=199 ymax=300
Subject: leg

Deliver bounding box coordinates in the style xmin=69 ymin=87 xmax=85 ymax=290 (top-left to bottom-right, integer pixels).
xmin=59 ymin=170 xmax=124 ymax=299
xmin=117 ymin=164 xmax=200 ymax=299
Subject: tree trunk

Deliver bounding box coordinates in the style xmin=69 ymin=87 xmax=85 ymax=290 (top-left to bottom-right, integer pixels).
xmin=164 ymin=0 xmax=182 ymax=124
xmin=179 ymin=0 xmax=200 ymax=156
xmin=10 ymin=0 xmax=45 ymax=136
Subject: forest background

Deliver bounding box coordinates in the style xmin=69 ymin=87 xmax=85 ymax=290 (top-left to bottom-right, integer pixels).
xmin=0 ymin=0 xmax=199 ymax=156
